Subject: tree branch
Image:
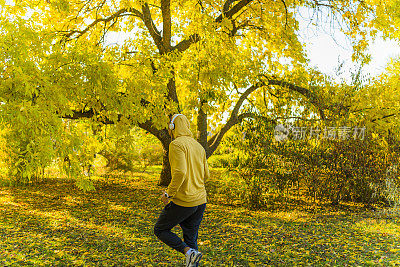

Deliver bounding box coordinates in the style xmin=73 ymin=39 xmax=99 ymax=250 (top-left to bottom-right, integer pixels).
xmin=142 ymin=3 xmax=164 ymax=53
xmin=215 ymin=0 xmax=253 ymax=22
xmin=267 ymin=78 xmax=326 ymax=120
xmin=61 ymin=8 xmax=143 ymax=39
xmin=137 ymin=120 xmax=168 ymax=143
xmin=371 ymin=112 xmax=400 ymax=123
xmin=279 ymin=0 xmax=289 ymax=29
xmin=237 ymin=112 xmax=275 ymax=123
xmin=172 ymin=0 xmax=252 ymax=53
xmin=229 ymin=20 xmax=249 ymax=36
xmin=62 ymin=108 xmax=117 ymax=124
xmin=161 ymin=0 xmax=172 ymax=52
xmin=207 ymin=81 xmax=265 ymax=156
xmin=172 ymin=34 xmax=201 ymax=53
xmin=62 ymin=107 xmax=169 ymax=144
xmin=206 ymin=77 xmax=329 ymax=157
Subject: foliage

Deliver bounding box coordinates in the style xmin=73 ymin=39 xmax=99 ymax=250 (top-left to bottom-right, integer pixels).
xmin=207 ymin=144 xmax=240 ymax=169
xmin=1 ymin=0 xmax=398 ymax=185
xmin=382 ymin=164 xmax=400 ymax=210
xmin=0 ymin=110 xmax=163 ymax=187
xmin=352 ymin=58 xmax=400 ymax=138
xmin=0 ymin=128 xmax=8 ymax=177
xmin=1 ymin=103 xmax=65 ymax=185
xmin=219 ymin=115 xmax=399 ymax=208
xmin=99 ymin=125 xmax=163 ymax=173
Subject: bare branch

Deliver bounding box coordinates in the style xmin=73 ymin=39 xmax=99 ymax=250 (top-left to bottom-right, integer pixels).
xmin=230 ymin=81 xmax=266 ymax=122
xmin=206 ymin=77 xmax=330 ymax=157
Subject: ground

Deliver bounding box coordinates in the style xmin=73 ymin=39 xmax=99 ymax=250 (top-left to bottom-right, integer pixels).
xmin=0 ymin=166 xmax=399 ymax=266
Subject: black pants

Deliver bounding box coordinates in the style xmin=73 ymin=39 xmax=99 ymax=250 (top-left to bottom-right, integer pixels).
xmin=154 ymin=201 xmax=206 ymax=253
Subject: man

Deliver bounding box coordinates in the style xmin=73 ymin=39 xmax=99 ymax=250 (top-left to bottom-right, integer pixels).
xmin=154 ymin=114 xmax=209 ymax=267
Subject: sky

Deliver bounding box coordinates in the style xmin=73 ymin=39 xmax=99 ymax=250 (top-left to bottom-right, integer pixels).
xmin=296 ymin=9 xmax=400 ymax=82
xmin=302 ymin=30 xmax=400 ymax=80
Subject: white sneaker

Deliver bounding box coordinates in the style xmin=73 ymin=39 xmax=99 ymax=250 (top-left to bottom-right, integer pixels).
xmin=185 ymin=248 xmax=202 ymax=267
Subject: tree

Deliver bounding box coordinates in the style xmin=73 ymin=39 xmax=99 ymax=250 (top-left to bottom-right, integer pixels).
xmin=352 ymin=59 xmax=400 ymax=139
xmin=0 ymin=0 xmax=395 ymax=186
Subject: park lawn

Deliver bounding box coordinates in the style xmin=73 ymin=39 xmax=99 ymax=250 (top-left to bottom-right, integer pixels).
xmin=0 ymin=166 xmax=399 ymax=266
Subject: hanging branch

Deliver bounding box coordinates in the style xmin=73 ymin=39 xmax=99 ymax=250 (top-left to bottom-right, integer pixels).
xmin=60 ymin=8 xmax=143 ymax=40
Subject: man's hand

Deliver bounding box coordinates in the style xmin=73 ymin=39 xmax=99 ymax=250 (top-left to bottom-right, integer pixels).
xmin=161 ymin=190 xmax=169 ymax=205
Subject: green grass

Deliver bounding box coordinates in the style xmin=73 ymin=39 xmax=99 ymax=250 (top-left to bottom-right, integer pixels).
xmin=0 ymin=166 xmax=399 ymax=266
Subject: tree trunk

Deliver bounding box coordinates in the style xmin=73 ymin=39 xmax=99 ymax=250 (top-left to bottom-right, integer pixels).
xmin=159 ymin=146 xmax=172 ymax=186
xmin=197 ymin=101 xmax=208 ymax=152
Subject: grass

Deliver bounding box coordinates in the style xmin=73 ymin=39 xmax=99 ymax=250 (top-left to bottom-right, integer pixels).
xmin=0 ymin=166 xmax=400 ymax=266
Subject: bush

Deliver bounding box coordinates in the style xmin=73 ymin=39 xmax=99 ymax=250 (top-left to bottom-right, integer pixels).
xmin=383 ymin=164 xmax=400 ymax=209
xmin=208 ymin=153 xmax=240 ymax=168
xmin=99 ymin=126 xmax=163 ymax=173
xmin=205 ymin=168 xmax=247 ymax=207
xmin=216 ymin=117 xmax=399 ymax=209
xmin=1 ymin=105 xmax=65 ymax=185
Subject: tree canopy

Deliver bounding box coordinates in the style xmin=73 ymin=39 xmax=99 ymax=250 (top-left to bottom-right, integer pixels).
xmin=1 ymin=0 xmax=399 ymax=186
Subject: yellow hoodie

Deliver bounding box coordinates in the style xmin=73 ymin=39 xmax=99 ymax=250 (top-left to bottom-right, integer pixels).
xmin=167 ymin=114 xmax=209 ymax=207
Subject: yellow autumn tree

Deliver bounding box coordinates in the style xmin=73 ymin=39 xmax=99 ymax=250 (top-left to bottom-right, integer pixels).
xmin=0 ymin=0 xmax=396 ymax=185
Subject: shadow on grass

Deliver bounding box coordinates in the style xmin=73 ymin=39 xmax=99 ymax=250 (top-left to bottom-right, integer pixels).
xmin=200 ymin=205 xmax=400 ymax=266
xmin=0 ymin=171 xmax=399 ymax=266
xmin=0 ymin=175 xmax=182 ymax=266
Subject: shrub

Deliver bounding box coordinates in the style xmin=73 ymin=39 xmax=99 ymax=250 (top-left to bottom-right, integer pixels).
xmin=217 ymin=117 xmax=399 ymax=208
xmin=208 ymin=153 xmax=240 ymax=168
xmin=383 ymin=164 xmax=400 ymax=209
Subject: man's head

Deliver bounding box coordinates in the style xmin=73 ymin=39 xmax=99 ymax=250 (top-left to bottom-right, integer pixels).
xmin=168 ymin=114 xmax=193 ymax=139
xmin=168 ymin=114 xmax=181 ymax=139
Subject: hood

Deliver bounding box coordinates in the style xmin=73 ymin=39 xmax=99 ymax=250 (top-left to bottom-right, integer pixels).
xmin=172 ymin=114 xmax=193 ymax=138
